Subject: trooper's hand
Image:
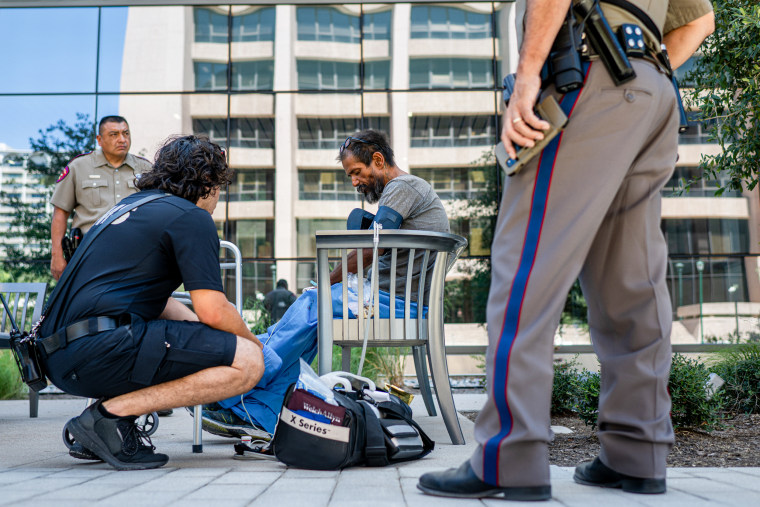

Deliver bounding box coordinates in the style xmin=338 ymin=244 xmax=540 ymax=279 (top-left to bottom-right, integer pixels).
xmin=501 ymin=73 xmax=551 ymax=160
xmin=51 ymin=252 xmax=67 ymax=281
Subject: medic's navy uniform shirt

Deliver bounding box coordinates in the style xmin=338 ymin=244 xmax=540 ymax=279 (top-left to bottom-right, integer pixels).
xmin=41 ymin=189 xmax=223 ymax=337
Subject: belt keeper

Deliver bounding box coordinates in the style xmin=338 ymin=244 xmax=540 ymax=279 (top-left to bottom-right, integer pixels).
xmin=89 ymin=318 xmax=99 ymax=335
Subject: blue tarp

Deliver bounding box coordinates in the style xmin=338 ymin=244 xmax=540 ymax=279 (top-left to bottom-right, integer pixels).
xmin=219 ymin=283 xmax=422 ymax=433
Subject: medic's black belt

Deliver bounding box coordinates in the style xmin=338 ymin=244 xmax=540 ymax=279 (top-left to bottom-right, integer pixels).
xmin=40 ymin=316 xmax=119 ymax=355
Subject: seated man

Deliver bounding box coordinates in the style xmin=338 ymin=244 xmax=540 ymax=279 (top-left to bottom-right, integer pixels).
xmin=201 ymin=129 xmax=451 ymax=438
xmin=39 ymin=136 xmax=278 ymax=470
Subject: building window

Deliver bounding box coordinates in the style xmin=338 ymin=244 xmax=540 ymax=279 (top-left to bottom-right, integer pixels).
xmin=297 ymin=7 xmax=360 ymax=43
xmin=364 ymin=60 xmax=390 ymax=90
xmin=681 ymin=111 xmax=718 ymax=145
xmin=231 ymin=60 xmax=274 ymax=91
xmin=193 ymin=118 xmax=275 ymax=149
xmin=298 ymin=170 xmax=360 ymax=201
xmin=194 ymin=8 xmax=228 ymax=43
xmin=662 ymin=166 xmax=741 ymax=197
xmin=194 ymin=62 xmax=228 ymax=91
xmin=410 ymin=58 xmax=493 ymax=89
xmin=411 ymin=167 xmax=488 ymax=200
xmin=663 ymin=218 xmax=748 ymax=307
xmin=297 ymin=60 xmax=360 ymax=90
xmin=226 ymin=169 xmax=274 ymax=202
xmin=192 ymin=118 xmax=227 ymax=146
xmin=298 ymin=117 xmax=389 ymax=149
xmin=363 ymin=10 xmax=391 ymax=40
xmin=221 ymin=219 xmax=275 ymax=298
xmin=449 ymin=217 xmax=491 ymax=256
xmin=410 ymin=115 xmax=495 ymax=147
xmin=232 ymin=7 xmax=275 ymax=42
xmin=411 ymin=6 xmax=492 ymax=39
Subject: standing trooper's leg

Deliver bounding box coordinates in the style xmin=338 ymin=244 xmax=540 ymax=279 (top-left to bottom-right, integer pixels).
xmin=578 ymin=82 xmax=679 ymax=483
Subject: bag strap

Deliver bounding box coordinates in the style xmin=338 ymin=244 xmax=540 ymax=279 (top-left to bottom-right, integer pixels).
xmin=42 ymin=192 xmax=170 ymax=316
xmin=376 ymin=401 xmax=435 ymax=461
xmin=358 ymin=401 xmax=389 ymax=467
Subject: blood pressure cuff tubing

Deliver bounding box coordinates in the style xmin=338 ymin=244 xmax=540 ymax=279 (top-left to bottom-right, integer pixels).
xmin=346 ymin=206 xmax=403 ymax=231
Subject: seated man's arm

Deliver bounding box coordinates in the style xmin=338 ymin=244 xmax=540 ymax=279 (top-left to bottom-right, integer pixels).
xmin=159 ymin=297 xmax=200 ymax=322
xmin=190 ymin=289 xmax=263 ymax=348
xmin=329 ymin=248 xmax=380 ymax=285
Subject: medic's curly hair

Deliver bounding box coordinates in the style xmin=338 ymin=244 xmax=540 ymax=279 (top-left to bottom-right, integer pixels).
xmin=136 ymin=135 xmax=232 ymax=203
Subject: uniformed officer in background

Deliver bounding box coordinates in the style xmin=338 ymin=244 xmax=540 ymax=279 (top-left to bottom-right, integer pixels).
xmin=50 ymin=115 xmax=152 ymax=280
xmin=418 ymin=0 xmax=714 ymax=500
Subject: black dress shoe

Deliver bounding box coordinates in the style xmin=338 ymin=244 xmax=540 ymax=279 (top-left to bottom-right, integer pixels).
xmin=574 ymin=457 xmax=666 ymax=494
xmin=417 ymin=462 xmax=551 ymax=501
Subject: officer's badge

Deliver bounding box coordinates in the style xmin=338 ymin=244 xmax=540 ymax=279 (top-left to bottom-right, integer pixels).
xmin=56 ymin=166 xmax=70 ymax=183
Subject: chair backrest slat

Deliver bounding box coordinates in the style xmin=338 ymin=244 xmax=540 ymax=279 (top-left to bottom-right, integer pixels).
xmin=389 ymin=248 xmax=397 ymax=337
xmin=341 ymin=250 xmax=349 ymax=338
xmin=404 ymin=248 xmax=415 ymax=341
xmin=356 ymin=248 xmax=364 ymax=339
xmin=416 ymin=249 xmax=431 ymax=340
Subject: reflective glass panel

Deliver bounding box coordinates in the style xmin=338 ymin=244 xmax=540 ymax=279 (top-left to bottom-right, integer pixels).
xmin=0 ymin=8 xmax=99 ymax=93
xmin=0 ymin=96 xmax=97 ymax=151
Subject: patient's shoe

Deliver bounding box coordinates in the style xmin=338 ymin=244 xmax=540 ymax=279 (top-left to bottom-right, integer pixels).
xmin=201 ymin=408 xmax=272 ymax=440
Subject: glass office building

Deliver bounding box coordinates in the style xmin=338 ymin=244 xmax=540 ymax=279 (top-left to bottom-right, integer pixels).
xmin=1 ymin=1 xmax=758 ymax=327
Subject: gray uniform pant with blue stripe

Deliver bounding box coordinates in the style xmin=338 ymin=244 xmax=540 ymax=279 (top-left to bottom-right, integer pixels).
xmin=471 ymin=59 xmax=678 ymax=487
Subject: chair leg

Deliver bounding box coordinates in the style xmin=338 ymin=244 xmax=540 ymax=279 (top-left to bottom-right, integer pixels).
xmin=427 ymin=343 xmax=465 ymax=445
xmin=412 ymin=345 xmax=436 ymax=416
xmin=29 ymin=390 xmax=39 ymax=418
xmin=341 ymin=346 xmax=351 ymax=372
xmin=193 ymin=405 xmax=203 ymax=453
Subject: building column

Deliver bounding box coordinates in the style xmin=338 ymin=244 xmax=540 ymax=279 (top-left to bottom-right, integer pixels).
xmin=273 ymin=4 xmax=297 ymax=288
xmin=390 ymin=4 xmax=410 ymax=169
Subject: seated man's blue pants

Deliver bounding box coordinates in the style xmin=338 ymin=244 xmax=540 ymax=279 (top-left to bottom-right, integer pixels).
xmin=219 ymin=283 xmax=420 ymax=433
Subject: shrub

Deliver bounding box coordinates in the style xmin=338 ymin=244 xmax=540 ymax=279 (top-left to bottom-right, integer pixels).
xmin=574 ymin=369 xmax=601 ymax=428
xmin=0 ymin=350 xmax=26 ymax=400
xmin=669 ymin=354 xmax=723 ymax=430
xmin=710 ymin=344 xmax=760 ymax=414
xmin=558 ymin=354 xmax=724 ymax=430
xmin=551 ymin=359 xmax=579 ymax=414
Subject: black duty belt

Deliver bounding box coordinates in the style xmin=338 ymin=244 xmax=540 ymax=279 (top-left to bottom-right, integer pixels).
xmin=40 ymin=316 xmax=119 ymax=355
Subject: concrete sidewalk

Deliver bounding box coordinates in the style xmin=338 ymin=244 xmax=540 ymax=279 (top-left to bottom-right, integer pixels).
xmin=1 ymin=394 xmax=758 ymax=506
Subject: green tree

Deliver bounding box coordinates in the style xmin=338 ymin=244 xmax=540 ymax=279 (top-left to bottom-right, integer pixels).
xmin=686 ymin=1 xmax=760 ymax=193
xmin=0 ymin=113 xmax=95 ymax=281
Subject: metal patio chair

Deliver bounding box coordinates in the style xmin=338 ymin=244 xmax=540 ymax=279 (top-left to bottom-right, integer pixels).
xmin=0 ymin=282 xmax=48 ymax=418
xmin=316 ymin=229 xmax=468 ymax=445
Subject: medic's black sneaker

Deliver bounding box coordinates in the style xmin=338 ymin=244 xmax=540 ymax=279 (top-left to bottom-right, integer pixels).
xmin=67 ymin=401 xmax=169 ymax=471
xmin=574 ymin=457 xmax=666 ymax=494
xmin=68 ymin=442 xmax=102 ymax=461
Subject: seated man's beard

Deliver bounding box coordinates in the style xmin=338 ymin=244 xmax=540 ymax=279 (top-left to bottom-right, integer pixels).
xmin=358 ymin=177 xmax=385 ymax=204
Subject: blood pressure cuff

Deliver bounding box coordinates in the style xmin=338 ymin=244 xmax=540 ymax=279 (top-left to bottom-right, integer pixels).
xmin=346 ymin=206 xmax=403 ymax=231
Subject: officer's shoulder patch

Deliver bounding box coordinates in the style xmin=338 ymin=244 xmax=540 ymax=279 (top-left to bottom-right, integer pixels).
xmin=56 ymin=166 xmax=70 ymax=183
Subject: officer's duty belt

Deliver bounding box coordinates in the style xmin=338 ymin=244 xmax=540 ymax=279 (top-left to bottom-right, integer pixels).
xmin=40 ymin=316 xmax=119 ymax=355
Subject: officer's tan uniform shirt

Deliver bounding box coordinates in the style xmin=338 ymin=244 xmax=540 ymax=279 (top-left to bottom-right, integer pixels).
xmin=602 ymin=0 xmax=714 ymax=51
xmin=51 ymin=150 xmax=152 ymax=232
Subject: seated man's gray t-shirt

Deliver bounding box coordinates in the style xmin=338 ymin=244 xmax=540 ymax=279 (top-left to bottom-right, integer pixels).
xmin=374 ymin=174 xmax=450 ymax=302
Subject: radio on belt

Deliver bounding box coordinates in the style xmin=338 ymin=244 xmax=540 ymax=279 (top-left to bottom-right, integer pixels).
xmin=617 ymin=23 xmax=646 ymax=58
